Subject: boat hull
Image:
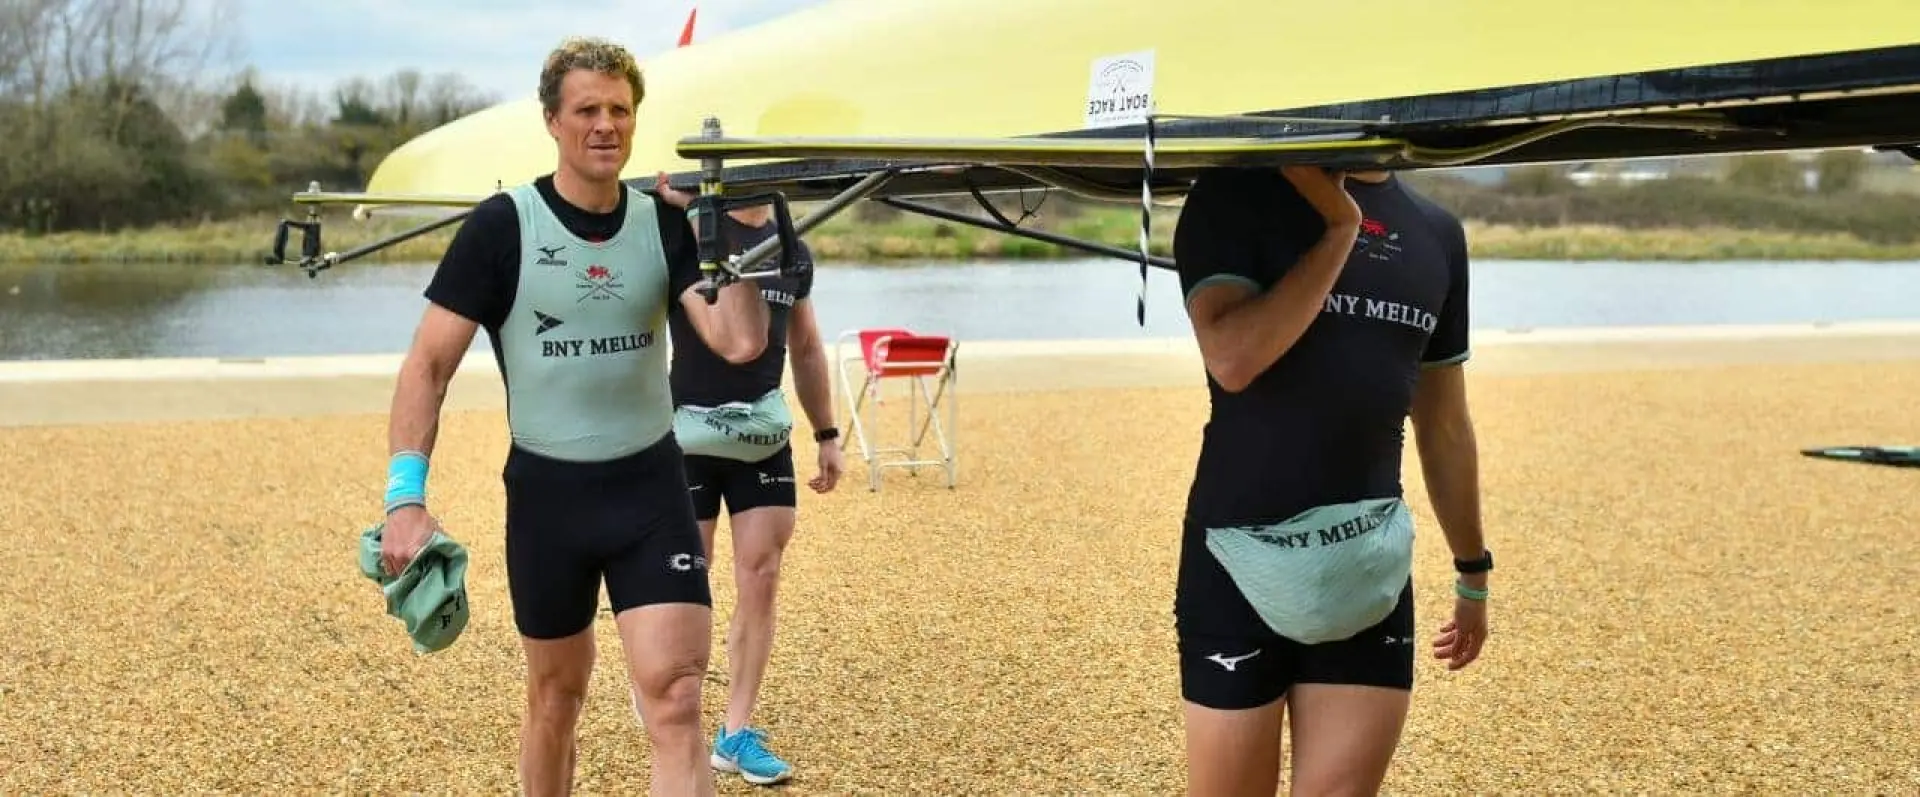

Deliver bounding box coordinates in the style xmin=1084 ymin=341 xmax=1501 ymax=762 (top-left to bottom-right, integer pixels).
xmin=360 ymin=0 xmax=1920 ymax=202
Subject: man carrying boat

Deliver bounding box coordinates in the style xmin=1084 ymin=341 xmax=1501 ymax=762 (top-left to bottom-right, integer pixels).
xmin=1172 ymin=164 xmax=1492 ymax=795
xmin=375 ymin=36 xmax=770 ymax=796
xmin=661 ymin=202 xmax=842 ymax=787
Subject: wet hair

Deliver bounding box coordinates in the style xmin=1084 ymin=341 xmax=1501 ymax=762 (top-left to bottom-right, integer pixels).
xmin=537 ymin=37 xmax=645 ymax=118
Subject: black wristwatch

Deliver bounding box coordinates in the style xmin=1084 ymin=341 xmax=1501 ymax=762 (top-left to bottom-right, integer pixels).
xmin=1453 ymin=549 xmax=1493 ymax=575
xmin=813 ymin=426 xmax=839 ymax=443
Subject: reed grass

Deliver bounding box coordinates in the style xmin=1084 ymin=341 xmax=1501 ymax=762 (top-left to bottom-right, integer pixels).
xmin=1461 ymin=221 xmax=1920 ymax=261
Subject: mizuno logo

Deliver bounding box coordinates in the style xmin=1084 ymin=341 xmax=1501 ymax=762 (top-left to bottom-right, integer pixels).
xmin=1205 ymin=649 xmax=1261 ymax=671
xmin=534 ymin=245 xmax=568 ymax=267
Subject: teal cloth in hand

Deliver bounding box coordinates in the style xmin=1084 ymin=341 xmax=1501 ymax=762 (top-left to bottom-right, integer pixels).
xmin=357 ymin=523 xmax=471 ymax=654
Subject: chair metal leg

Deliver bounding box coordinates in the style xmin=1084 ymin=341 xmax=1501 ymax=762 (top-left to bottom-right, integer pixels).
xmin=829 ymin=331 xmax=959 ymax=492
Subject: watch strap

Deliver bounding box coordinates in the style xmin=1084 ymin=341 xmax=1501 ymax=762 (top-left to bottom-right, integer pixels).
xmin=1453 ymin=549 xmax=1493 ymax=574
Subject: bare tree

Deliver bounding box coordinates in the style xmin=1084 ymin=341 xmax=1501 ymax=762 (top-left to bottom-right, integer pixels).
xmin=27 ymin=0 xmax=241 ymax=134
xmin=422 ymin=71 xmax=494 ymax=125
xmin=256 ymin=79 xmax=328 ymax=130
xmin=58 ymin=0 xmax=238 ymax=86
xmin=0 ymin=0 xmax=67 ymax=106
xmin=386 ymin=67 xmax=421 ymax=127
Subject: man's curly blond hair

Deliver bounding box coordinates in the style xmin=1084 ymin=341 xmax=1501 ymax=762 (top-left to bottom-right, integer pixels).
xmin=538 ymin=37 xmax=645 ymax=117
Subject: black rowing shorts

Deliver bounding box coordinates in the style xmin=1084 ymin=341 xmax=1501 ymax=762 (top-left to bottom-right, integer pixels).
xmin=502 ymin=436 xmax=712 ymax=640
xmin=1174 ymin=519 xmax=1416 ymax=710
xmin=683 ymin=444 xmax=798 ymax=521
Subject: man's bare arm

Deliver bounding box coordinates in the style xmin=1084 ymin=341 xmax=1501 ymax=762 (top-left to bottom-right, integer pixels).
xmin=677 ymin=279 xmax=770 ymax=364
xmin=651 ymin=174 xmax=772 ymax=363
xmin=1409 ymin=363 xmax=1487 ymax=568
xmin=1186 ymin=223 xmax=1358 ymax=393
xmin=784 ymin=298 xmax=836 ymax=432
xmin=388 ymin=303 xmax=479 ymax=458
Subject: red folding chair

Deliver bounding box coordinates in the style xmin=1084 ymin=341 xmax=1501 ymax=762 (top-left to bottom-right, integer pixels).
xmin=834 ymin=327 xmax=958 ymax=491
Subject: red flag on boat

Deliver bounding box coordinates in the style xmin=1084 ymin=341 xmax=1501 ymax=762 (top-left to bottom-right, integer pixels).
xmin=678 ymin=7 xmax=698 ymax=46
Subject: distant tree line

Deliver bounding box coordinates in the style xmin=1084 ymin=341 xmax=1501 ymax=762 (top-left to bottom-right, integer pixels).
xmin=0 ymin=0 xmax=496 ymax=234
xmin=1409 ymin=149 xmax=1920 ymax=244
xmin=860 ymin=146 xmax=1920 ymax=247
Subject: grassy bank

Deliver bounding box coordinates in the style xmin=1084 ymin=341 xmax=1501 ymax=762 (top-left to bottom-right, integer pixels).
xmin=0 ymin=213 xmax=460 ymax=266
xmin=7 ymin=203 xmax=1920 ymax=266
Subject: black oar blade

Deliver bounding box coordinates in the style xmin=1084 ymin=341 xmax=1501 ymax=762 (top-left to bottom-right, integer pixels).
xmin=1799 ymin=446 xmax=1920 ymax=469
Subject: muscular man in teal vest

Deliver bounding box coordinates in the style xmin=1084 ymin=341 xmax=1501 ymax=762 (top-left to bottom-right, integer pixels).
xmin=374 ymin=37 xmax=767 ymax=797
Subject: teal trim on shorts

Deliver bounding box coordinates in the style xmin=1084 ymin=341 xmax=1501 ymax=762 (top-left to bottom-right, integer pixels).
xmin=1184 ymin=273 xmax=1261 ymax=306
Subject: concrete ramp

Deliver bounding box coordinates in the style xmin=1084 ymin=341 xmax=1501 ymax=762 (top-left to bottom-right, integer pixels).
xmin=2 ymin=322 xmax=1916 ymax=428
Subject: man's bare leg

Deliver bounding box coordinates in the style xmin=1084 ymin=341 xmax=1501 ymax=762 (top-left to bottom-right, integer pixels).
xmin=1184 ymin=698 xmax=1286 ymax=797
xmin=696 ymin=517 xmax=722 ymax=577
xmin=1286 ymin=684 xmax=1410 ymax=796
xmin=718 ymin=506 xmax=795 ymax=733
xmin=615 ymin=602 xmax=715 ymax=796
xmin=520 ymin=630 xmax=597 ymax=796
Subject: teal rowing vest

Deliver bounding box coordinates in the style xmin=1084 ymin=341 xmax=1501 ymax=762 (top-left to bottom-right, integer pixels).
xmin=496 ymin=182 xmax=675 ymax=462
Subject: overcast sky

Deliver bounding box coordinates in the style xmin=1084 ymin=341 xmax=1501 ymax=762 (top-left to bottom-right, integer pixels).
xmin=232 ymin=0 xmax=829 ymax=99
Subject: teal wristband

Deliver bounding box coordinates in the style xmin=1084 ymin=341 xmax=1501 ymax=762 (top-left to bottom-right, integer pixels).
xmin=1453 ymin=580 xmax=1489 ymax=601
xmin=384 ymin=451 xmax=429 ymax=515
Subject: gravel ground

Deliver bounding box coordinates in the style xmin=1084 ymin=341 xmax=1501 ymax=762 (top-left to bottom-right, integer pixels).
xmin=2 ymin=359 xmax=1916 ymax=794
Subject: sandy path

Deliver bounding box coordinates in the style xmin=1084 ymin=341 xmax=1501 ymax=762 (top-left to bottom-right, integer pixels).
xmin=0 ymin=326 xmax=1916 ymax=793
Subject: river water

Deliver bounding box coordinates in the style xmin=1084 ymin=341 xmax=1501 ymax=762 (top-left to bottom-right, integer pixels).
xmin=1 ymin=257 xmax=1916 ymax=361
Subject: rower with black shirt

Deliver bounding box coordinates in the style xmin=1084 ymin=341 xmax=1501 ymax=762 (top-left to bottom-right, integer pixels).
xmin=665 ymin=202 xmax=843 ymax=787
xmin=1171 ymin=164 xmax=1494 ymax=796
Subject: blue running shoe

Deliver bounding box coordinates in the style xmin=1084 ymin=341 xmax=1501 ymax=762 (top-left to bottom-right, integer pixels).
xmin=711 ymin=725 xmax=793 ymax=785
